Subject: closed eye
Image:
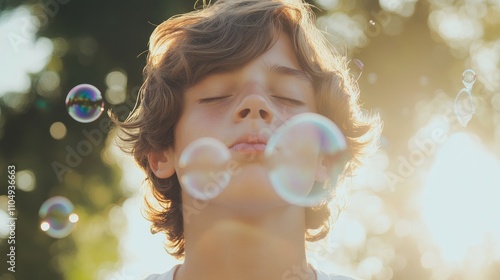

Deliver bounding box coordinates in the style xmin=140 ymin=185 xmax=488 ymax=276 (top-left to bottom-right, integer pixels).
xmin=199 ymin=96 xmax=230 ymax=104
xmin=271 ymin=96 xmax=304 ymax=106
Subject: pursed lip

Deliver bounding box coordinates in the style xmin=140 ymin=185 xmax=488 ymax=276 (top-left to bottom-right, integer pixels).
xmin=229 ymin=134 xmax=268 ymax=152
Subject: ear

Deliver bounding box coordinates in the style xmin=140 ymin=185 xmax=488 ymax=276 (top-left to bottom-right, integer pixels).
xmin=148 ymin=149 xmax=176 ymax=179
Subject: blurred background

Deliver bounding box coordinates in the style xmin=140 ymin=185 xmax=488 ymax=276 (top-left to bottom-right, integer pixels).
xmin=0 ymin=0 xmax=499 ymax=279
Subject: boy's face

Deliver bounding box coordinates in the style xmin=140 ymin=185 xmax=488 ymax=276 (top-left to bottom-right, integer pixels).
xmin=171 ymin=33 xmax=317 ymax=207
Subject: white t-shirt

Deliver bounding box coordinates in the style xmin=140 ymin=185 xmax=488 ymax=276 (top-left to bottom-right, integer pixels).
xmin=144 ymin=264 xmax=359 ymax=280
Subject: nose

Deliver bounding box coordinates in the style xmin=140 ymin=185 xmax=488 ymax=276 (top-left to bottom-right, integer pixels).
xmin=233 ymin=93 xmax=274 ymax=123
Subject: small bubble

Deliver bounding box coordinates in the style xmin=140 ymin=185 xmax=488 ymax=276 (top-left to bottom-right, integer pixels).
xmin=265 ymin=113 xmax=348 ymax=207
xmin=369 ymin=19 xmax=376 ymax=26
xmin=454 ymin=88 xmax=475 ymax=127
xmin=39 ymin=196 xmax=78 ymax=238
xmin=461 ymin=69 xmax=476 ymax=89
xmin=179 ymin=137 xmax=231 ymax=200
xmin=65 ymin=84 xmax=104 ymax=123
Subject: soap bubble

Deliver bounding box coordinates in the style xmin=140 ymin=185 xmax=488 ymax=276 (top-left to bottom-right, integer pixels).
xmin=461 ymin=69 xmax=476 ymax=89
xmin=39 ymin=196 xmax=78 ymax=238
xmin=265 ymin=113 xmax=349 ymax=207
xmin=179 ymin=137 xmax=231 ymax=200
xmin=65 ymin=84 xmax=104 ymax=123
xmin=454 ymin=88 xmax=475 ymax=127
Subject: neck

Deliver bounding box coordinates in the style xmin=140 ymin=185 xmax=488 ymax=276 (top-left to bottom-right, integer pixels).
xmin=176 ymin=197 xmax=316 ymax=280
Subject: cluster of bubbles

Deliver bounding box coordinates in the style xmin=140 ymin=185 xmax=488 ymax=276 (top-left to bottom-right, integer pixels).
xmin=65 ymin=84 xmax=104 ymax=123
xmin=57 ymin=85 xmax=348 ymax=233
xmin=454 ymin=69 xmax=477 ymax=127
xmin=38 ymin=84 xmax=102 ymax=238
xmin=39 ymin=196 xmax=79 ymax=238
xmin=178 ymin=113 xmax=349 ymax=207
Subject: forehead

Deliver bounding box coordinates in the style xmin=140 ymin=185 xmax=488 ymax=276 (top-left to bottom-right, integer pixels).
xmin=258 ymin=33 xmax=311 ymax=79
xmin=186 ymin=34 xmax=312 ymax=91
xmin=203 ymin=33 xmax=308 ymax=80
xmin=263 ymin=33 xmax=300 ymax=66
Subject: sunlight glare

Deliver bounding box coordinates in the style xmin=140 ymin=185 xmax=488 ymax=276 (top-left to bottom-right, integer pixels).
xmin=0 ymin=6 xmax=53 ymax=96
xmin=420 ymin=132 xmax=500 ymax=263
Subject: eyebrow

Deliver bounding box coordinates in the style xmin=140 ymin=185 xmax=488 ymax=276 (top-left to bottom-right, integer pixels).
xmin=267 ymin=64 xmax=313 ymax=84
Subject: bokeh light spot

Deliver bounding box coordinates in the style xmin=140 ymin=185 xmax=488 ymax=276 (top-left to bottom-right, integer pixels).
xmin=17 ymin=169 xmax=36 ymax=192
xmin=49 ymin=121 xmax=67 ymax=140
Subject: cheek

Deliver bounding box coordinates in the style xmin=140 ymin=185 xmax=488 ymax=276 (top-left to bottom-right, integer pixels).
xmin=195 ymin=106 xmax=230 ymax=131
xmin=275 ymin=106 xmax=315 ymax=122
xmin=306 ymin=103 xmax=317 ymax=114
xmin=306 ymin=94 xmax=318 ymax=113
xmin=174 ymin=110 xmax=226 ymax=152
xmin=203 ymin=108 xmax=229 ymax=121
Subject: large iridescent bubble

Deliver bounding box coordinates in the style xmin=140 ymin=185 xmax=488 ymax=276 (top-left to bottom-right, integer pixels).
xmin=65 ymin=84 xmax=104 ymax=123
xmin=265 ymin=113 xmax=348 ymax=207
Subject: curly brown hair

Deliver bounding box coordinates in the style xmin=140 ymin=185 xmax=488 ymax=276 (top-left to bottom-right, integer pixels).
xmin=115 ymin=0 xmax=381 ymax=259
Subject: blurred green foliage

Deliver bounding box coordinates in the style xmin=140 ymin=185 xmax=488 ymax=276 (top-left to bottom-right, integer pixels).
xmin=0 ymin=1 xmax=195 ymax=279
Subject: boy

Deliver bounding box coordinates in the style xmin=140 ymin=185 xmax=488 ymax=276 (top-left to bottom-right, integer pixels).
xmin=115 ymin=0 xmax=381 ymax=279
